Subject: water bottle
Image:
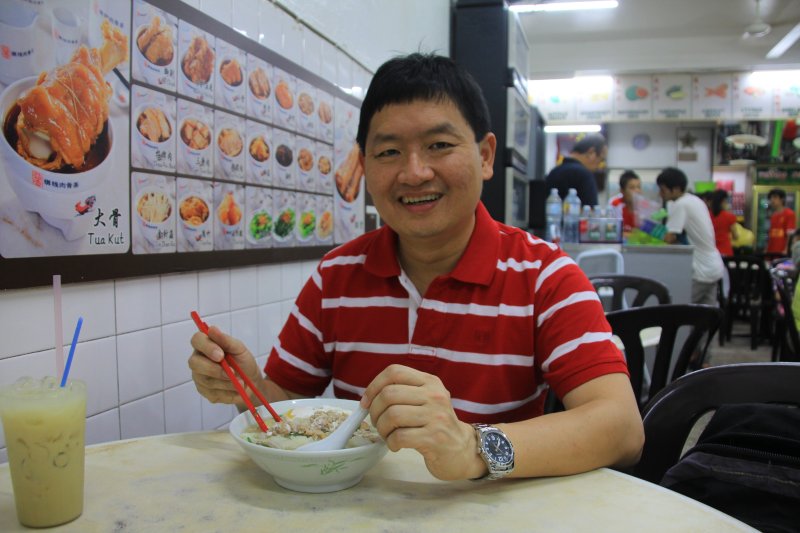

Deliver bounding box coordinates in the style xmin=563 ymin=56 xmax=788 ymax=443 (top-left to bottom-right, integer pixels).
xmin=545 ymin=188 xmax=562 ymax=243
xmin=579 ymin=205 xmax=592 ymax=242
xmin=563 ymin=188 xmax=581 ymax=243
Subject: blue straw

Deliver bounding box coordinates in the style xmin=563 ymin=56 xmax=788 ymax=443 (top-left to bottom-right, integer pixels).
xmin=60 ymin=317 xmax=83 ymax=388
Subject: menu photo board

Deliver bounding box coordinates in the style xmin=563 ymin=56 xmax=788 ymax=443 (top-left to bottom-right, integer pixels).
xmin=0 ymin=0 xmax=365 ymax=288
xmin=614 ymin=75 xmax=652 ymax=121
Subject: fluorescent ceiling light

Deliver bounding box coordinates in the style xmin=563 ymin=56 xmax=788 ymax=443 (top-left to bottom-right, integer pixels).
xmin=767 ymin=22 xmax=800 ymax=59
xmin=544 ymin=124 xmax=602 ymax=133
xmin=511 ymin=1 xmax=618 ymax=13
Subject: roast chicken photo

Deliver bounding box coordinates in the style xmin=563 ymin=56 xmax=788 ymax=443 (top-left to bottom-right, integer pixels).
xmin=137 ymin=16 xmax=174 ymax=66
xmin=9 ymin=20 xmax=128 ymax=172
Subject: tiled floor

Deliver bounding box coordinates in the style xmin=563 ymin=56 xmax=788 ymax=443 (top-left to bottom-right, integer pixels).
xmin=707 ymin=318 xmax=775 ymax=367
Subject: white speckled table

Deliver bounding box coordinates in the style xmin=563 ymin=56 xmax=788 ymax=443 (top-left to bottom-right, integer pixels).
xmin=0 ymin=431 xmax=756 ymax=532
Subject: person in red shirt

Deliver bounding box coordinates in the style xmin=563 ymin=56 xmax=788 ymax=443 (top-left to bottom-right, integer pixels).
xmin=188 ymin=53 xmax=643 ymax=482
xmin=608 ymin=170 xmax=641 ymax=234
xmin=766 ymin=188 xmax=796 ymax=255
xmin=708 ymin=189 xmax=739 ymax=257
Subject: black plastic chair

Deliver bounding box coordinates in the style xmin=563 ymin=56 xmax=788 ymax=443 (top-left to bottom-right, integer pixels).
xmin=634 ymin=362 xmax=800 ymax=484
xmin=721 ymin=255 xmax=772 ymax=349
xmin=769 ymin=267 xmax=800 ymax=362
xmin=589 ymin=274 xmax=671 ymax=312
xmin=605 ymin=303 xmax=722 ymax=410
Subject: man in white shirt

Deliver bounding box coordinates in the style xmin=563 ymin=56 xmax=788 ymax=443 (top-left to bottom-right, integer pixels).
xmin=656 ymin=167 xmax=724 ymax=306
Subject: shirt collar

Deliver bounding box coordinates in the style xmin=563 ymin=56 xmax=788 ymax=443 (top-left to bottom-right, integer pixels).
xmin=363 ymin=202 xmax=499 ymax=286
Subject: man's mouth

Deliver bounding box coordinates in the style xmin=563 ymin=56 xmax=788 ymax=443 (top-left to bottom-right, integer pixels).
xmin=400 ymin=194 xmax=442 ymax=205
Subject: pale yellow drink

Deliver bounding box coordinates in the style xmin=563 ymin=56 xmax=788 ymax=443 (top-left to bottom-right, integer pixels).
xmin=0 ymin=377 xmax=86 ymax=528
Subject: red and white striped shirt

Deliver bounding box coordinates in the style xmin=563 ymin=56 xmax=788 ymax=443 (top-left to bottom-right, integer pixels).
xmin=265 ymin=202 xmax=628 ymax=423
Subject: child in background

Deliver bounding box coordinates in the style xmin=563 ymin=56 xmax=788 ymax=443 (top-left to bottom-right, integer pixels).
xmin=608 ymin=170 xmax=642 ymax=235
xmin=709 ymin=189 xmax=739 ymax=257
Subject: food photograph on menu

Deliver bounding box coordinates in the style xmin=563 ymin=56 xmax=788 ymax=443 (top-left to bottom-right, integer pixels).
xmin=1 ymin=0 xmax=360 ymax=279
xmin=0 ymin=0 xmax=131 ymax=258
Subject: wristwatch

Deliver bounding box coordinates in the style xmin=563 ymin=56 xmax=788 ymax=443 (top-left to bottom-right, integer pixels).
xmin=471 ymin=423 xmax=515 ymax=480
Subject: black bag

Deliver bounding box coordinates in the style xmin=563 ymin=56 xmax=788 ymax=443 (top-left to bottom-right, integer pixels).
xmin=660 ymin=403 xmax=800 ymax=533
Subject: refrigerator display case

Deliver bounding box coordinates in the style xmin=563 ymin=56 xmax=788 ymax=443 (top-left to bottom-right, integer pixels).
xmin=453 ymin=0 xmax=531 ymax=227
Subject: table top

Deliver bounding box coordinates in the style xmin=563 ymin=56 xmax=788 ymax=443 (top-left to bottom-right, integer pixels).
xmin=0 ymin=431 xmax=756 ymax=532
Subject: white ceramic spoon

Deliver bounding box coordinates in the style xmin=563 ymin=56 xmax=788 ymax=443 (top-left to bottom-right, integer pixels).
xmin=296 ymin=406 xmax=369 ymax=452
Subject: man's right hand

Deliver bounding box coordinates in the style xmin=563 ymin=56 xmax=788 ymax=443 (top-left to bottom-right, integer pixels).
xmin=188 ymin=325 xmax=262 ymax=407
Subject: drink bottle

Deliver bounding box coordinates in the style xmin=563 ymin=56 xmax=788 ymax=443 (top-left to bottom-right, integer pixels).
xmin=545 ymin=188 xmax=562 ymax=243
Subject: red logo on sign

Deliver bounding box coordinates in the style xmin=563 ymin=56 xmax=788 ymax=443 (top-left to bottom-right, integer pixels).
xmin=1 ymin=46 xmax=10 ymax=60
xmin=31 ymin=170 xmax=43 ymax=188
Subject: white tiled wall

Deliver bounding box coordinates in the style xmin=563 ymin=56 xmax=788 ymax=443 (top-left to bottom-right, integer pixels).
xmin=0 ymin=261 xmax=315 ymax=463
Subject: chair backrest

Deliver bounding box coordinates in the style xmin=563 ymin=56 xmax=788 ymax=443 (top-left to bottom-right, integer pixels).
xmin=589 ymin=274 xmax=671 ymax=311
xmin=605 ymin=303 xmax=722 ymax=410
xmin=722 ymin=254 xmax=767 ymax=301
xmin=769 ymin=267 xmax=800 ymax=361
xmin=635 ymin=362 xmax=800 ymax=483
xmin=574 ymin=248 xmax=624 ymax=277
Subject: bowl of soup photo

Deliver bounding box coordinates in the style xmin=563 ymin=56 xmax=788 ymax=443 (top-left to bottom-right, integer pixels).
xmin=134 ymin=18 xmax=176 ymax=82
xmin=216 ymin=127 xmax=243 ymax=178
xmin=135 ymin=106 xmax=173 ymax=167
xmin=179 ymin=117 xmax=211 ymax=173
xmin=229 ymin=398 xmax=387 ymax=493
xmin=1 ymin=76 xmax=116 ymax=240
xmin=178 ymin=194 xmax=210 ymax=248
xmin=135 ymin=186 xmax=174 ymax=245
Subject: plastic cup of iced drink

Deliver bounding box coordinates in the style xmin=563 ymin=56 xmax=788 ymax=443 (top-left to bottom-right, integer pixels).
xmin=0 ymin=377 xmax=87 ymax=527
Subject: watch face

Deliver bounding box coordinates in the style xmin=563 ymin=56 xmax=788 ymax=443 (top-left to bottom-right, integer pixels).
xmin=485 ymin=431 xmax=514 ymax=464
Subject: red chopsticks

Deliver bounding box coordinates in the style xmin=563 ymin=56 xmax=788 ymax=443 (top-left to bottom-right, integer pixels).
xmin=190 ymin=311 xmax=282 ymax=432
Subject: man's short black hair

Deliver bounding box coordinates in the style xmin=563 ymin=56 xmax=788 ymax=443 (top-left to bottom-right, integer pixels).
xmin=356 ymin=53 xmax=491 ymax=152
xmin=619 ymin=170 xmax=640 ymax=190
xmin=656 ymin=167 xmax=688 ymax=192
xmin=572 ymin=133 xmax=607 ymax=155
xmin=768 ymin=188 xmax=787 ymax=202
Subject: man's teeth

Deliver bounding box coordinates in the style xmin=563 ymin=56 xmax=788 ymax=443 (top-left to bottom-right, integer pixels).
xmin=401 ymin=194 xmax=440 ymax=205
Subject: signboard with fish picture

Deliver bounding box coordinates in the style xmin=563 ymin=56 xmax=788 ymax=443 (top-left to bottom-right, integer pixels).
xmin=691 ymin=73 xmax=733 ymax=120
xmin=652 ymin=74 xmax=691 ymax=120
xmin=732 ymin=72 xmax=773 ymax=120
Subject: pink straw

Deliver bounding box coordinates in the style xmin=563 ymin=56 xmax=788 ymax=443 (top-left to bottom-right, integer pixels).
xmin=53 ymin=275 xmax=65 ymax=378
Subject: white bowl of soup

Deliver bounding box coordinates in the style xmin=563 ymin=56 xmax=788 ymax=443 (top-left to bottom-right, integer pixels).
xmin=229 ymin=398 xmax=387 ymax=493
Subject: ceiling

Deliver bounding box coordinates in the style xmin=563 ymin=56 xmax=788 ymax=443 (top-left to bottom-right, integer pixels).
xmin=516 ymin=0 xmax=800 ymax=79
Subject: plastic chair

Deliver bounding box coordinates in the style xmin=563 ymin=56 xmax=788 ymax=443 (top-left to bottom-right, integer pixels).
xmin=721 ymin=255 xmax=770 ymax=349
xmin=605 ymin=303 xmax=722 ymax=410
xmin=769 ymin=267 xmax=800 ymax=362
xmin=574 ymin=248 xmax=624 ymax=277
xmin=588 ymin=274 xmax=671 ymax=311
xmin=634 ymin=362 xmax=800 ymax=484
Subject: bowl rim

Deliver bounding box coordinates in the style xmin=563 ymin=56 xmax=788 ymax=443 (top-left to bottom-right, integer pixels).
xmin=229 ymin=398 xmax=386 ymax=458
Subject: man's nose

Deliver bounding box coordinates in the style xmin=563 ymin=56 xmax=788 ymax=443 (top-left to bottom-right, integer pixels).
xmin=399 ymin=152 xmax=434 ymax=184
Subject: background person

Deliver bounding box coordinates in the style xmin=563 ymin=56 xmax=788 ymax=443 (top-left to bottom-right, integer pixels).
xmin=766 ymin=188 xmax=796 ymax=255
xmin=708 ymin=189 xmax=739 ymax=257
xmin=544 ymin=133 xmax=607 ymax=207
xmin=657 ymin=167 xmax=724 ymax=307
xmin=608 ymin=170 xmax=642 ymax=234
xmin=189 ymin=53 xmax=643 ymax=482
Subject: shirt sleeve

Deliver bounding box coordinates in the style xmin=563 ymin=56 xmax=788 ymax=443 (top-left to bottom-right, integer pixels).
xmin=264 ymin=265 xmax=332 ymax=397
xmin=665 ymin=200 xmax=686 ymax=234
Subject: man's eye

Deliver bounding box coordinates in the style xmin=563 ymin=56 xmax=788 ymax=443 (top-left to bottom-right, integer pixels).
xmin=375 ymin=148 xmax=399 ymax=158
xmin=430 ymin=141 xmax=454 ymax=150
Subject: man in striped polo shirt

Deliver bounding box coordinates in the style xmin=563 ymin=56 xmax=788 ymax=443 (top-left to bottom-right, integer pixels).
xmin=190 ymin=54 xmax=643 ymax=481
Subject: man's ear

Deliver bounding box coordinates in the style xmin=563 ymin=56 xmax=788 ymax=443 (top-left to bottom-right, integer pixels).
xmin=479 ymin=133 xmax=497 ymax=181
